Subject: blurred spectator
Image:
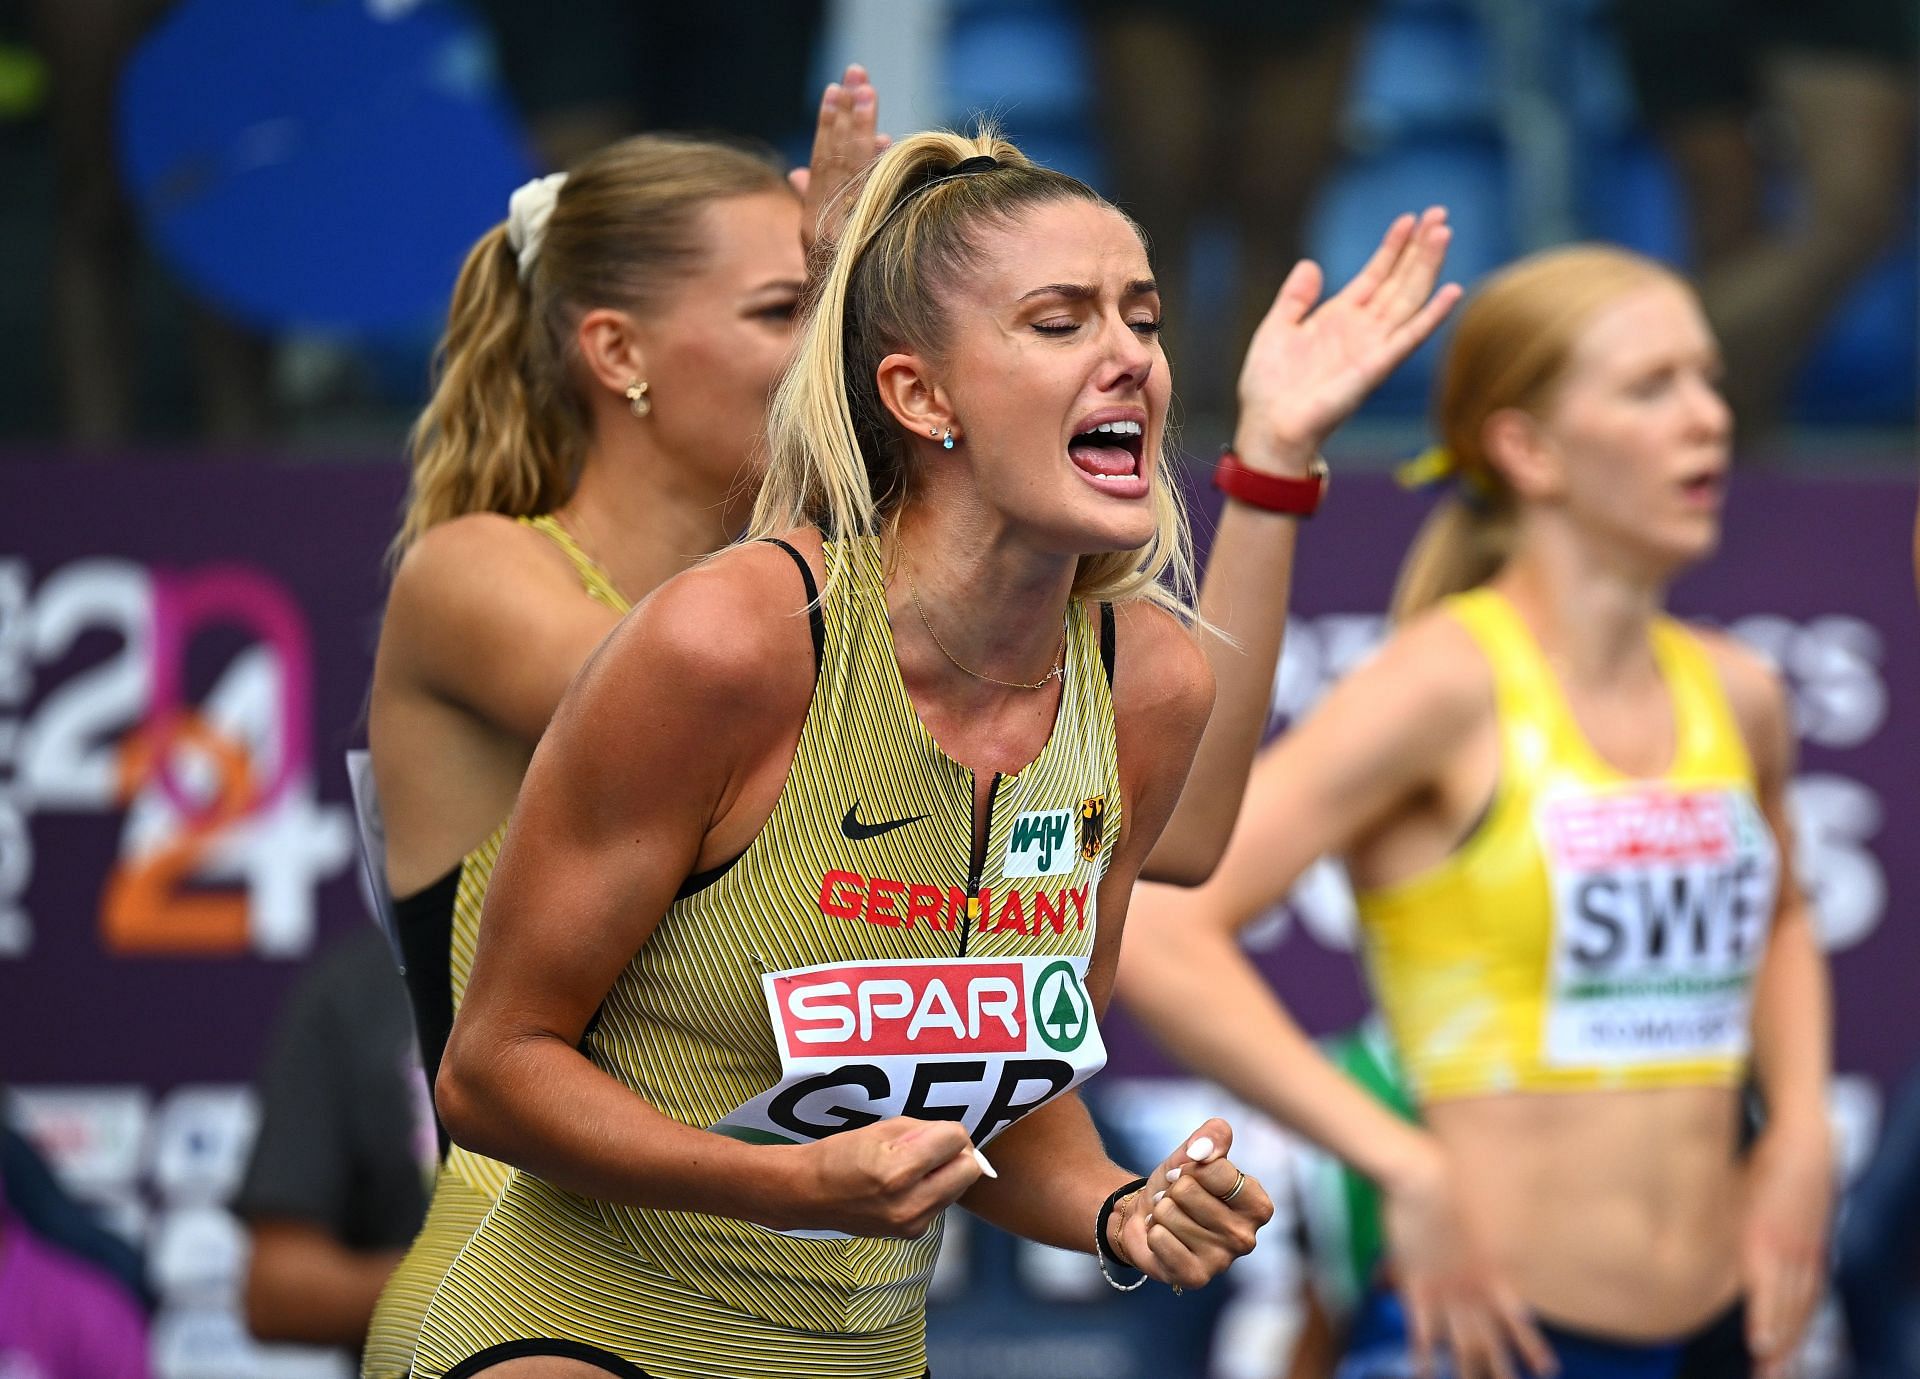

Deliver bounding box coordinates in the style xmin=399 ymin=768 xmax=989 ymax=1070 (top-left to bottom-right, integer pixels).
xmin=1836 ymin=1061 xmax=1920 ymax=1379
xmin=1284 ymin=1017 xmax=1413 ymax=1379
xmin=1614 ymin=0 xmax=1917 ymax=440
xmin=1078 ymin=0 xmax=1374 ymax=421
xmin=0 ymin=1160 xmax=152 ymax=1379
xmin=234 ymin=927 xmax=431 ymax=1354
xmin=27 ymin=0 xmax=274 ymax=446
xmin=2 ymin=1123 xmax=150 ymax=1311
xmin=468 ymin=0 xmax=823 ymax=170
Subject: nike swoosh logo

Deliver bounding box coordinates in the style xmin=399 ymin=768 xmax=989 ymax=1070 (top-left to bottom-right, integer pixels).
xmin=841 ymin=803 xmax=927 ymax=842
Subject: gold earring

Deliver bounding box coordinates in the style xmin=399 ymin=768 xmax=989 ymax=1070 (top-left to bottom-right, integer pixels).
xmin=625 ymin=379 xmax=651 ymax=418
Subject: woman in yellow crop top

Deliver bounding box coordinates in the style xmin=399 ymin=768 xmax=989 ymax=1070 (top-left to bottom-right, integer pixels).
xmin=1122 ymin=246 xmax=1833 ymax=1379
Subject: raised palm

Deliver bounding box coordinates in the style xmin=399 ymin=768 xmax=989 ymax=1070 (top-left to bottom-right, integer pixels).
xmin=1237 ymin=208 xmax=1460 ymax=457
xmin=792 ymin=64 xmax=891 ymax=256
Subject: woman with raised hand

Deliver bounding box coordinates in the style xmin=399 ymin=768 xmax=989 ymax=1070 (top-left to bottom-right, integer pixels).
xmin=409 ymin=126 xmax=1456 ymax=1378
xmin=362 ymin=69 xmax=888 ymax=1379
xmin=1121 ymin=245 xmax=1832 ymax=1379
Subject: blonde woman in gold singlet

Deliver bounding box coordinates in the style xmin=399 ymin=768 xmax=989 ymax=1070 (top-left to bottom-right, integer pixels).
xmin=363 ymin=71 xmax=896 ymax=1378
xmin=1121 ymin=247 xmax=1834 ymax=1379
xmin=409 ymin=127 xmax=1463 ymax=1379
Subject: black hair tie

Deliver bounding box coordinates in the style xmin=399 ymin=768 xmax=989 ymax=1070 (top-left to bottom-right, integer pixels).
xmin=857 ymin=153 xmax=1007 ymax=252
xmin=942 ymin=154 xmax=1000 ymax=178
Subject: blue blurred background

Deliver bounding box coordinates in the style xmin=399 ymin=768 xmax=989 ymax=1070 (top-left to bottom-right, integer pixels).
xmin=0 ymin=0 xmax=1911 ymax=461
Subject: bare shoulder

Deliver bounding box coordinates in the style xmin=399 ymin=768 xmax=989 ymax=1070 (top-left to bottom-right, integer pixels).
xmin=1338 ymin=602 xmax=1495 ymax=730
xmin=385 ymin=512 xmax=581 ymax=630
xmin=1109 ymin=598 xmax=1214 ymax=731
xmin=1688 ymin=625 xmax=1793 ymax=770
xmin=577 ymin=533 xmax=821 ymax=724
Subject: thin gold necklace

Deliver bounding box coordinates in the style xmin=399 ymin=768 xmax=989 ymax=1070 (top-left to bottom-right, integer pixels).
xmin=908 ymin=573 xmax=1065 ymax=691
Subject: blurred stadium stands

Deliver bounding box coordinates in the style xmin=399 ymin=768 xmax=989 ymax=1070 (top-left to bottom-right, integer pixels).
xmin=938 ymin=0 xmax=1915 ymax=435
xmin=0 ymin=0 xmax=1909 ymax=450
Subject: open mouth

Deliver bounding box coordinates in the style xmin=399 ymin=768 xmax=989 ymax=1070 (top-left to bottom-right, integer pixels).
xmin=1067 ymin=420 xmax=1144 ymax=483
xmin=1679 ymin=470 xmax=1724 ymax=502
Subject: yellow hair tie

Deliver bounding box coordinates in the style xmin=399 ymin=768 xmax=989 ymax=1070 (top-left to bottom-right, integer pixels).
xmin=1396 ymin=446 xmax=1457 ymax=490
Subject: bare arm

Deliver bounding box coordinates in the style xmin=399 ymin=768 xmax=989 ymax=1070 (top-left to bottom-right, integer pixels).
xmin=1143 ymin=210 xmax=1462 ymax=883
xmin=963 ymin=605 xmax=1274 ymax=1288
xmin=961 ymin=603 xmax=1212 ymax=1248
xmin=1707 ymin=636 xmax=1833 ymax=1377
xmin=378 ymin=514 xmax=622 ymax=746
xmin=1122 ymin=617 xmax=1481 ymax=1177
xmin=435 ymin=545 xmax=980 ymax=1237
xmin=1121 ymin=615 xmax=1553 ymax=1376
xmin=1739 ymin=656 xmax=1833 ymax=1140
xmin=244 ymin=1222 xmax=401 ymax=1346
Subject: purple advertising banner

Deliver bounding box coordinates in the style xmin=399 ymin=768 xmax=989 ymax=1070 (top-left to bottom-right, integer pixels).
xmin=1 ymin=459 xmax=1914 ymax=1378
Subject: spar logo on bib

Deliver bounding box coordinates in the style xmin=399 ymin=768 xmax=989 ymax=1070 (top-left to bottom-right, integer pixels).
xmin=713 ymin=957 xmax=1108 ymax=1235
xmin=1538 ymin=785 xmax=1778 ymax=1067
xmin=1033 ymin=959 xmax=1090 ymax=1051
xmin=1003 ymin=809 xmax=1077 ymax=877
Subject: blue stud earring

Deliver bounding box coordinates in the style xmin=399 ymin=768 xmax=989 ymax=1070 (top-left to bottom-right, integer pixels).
xmin=942 ymin=429 xmax=954 ymax=451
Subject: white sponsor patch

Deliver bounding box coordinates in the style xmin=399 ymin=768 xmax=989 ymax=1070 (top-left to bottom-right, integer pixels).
xmin=1538 ymin=785 xmax=1778 ymax=1068
xmin=1002 ymin=809 xmax=1077 ymax=877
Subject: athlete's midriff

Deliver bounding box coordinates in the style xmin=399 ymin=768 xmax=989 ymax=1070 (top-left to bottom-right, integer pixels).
xmin=1428 ymin=1084 xmax=1744 ymax=1340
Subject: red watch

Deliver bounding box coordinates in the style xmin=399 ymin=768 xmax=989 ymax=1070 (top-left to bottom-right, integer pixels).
xmin=1212 ymin=447 xmax=1330 ymax=517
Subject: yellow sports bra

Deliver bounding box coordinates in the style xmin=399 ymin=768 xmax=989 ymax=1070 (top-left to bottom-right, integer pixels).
xmin=1354 ymin=588 xmax=1779 ymax=1102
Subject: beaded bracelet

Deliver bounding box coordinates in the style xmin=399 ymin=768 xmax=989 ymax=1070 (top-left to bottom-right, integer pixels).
xmin=1094 ymin=1176 xmax=1151 ymax=1292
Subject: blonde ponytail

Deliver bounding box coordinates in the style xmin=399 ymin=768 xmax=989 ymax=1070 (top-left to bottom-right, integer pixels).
xmin=394 ymin=134 xmax=787 ymax=558
xmin=753 ymin=127 xmax=1196 ymax=616
xmin=1390 ymin=244 xmax=1684 ymax=621
xmin=396 ymin=225 xmax=568 ymax=552
xmin=1390 ymin=495 xmax=1516 ymax=623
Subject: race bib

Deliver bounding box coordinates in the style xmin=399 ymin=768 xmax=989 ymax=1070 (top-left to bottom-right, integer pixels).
xmin=1538 ymin=785 xmax=1777 ymax=1068
xmin=713 ymin=956 xmax=1106 ymax=1236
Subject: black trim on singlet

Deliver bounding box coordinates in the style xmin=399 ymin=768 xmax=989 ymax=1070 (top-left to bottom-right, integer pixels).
xmin=762 ymin=536 xmax=825 ymax=674
xmin=438 ymin=1338 xmax=654 ymax=1379
xmin=389 ymin=862 xmax=461 ymax=1158
xmin=1098 ymin=601 xmax=1115 ymax=688
xmin=672 ymin=854 xmax=742 ymax=901
xmin=669 ymin=538 xmax=826 ymax=904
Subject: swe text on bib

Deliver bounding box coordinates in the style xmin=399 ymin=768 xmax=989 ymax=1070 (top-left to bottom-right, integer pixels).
xmin=1537 ymin=784 xmax=1777 ymax=1068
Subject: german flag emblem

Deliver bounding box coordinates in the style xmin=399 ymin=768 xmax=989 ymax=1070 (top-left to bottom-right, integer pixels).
xmin=1078 ymin=795 xmax=1107 ymax=862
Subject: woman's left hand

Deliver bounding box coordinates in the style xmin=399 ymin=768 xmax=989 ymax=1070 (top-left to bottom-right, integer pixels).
xmin=1234 ymin=207 xmax=1460 ymax=468
xmin=1113 ymin=1118 xmax=1273 ymax=1291
xmin=793 ymin=63 xmax=891 ymax=254
xmin=1741 ymin=1120 xmax=1835 ymax=1379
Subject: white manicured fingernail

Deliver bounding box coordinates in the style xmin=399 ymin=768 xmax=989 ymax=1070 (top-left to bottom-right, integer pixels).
xmin=1153 ymin=1190 xmax=1166 ymax=1203
xmin=1186 ymin=1137 xmax=1214 ymax=1161
xmin=971 ymin=1147 xmax=997 ymax=1179
xmin=1167 ymin=1166 xmax=1182 ymax=1181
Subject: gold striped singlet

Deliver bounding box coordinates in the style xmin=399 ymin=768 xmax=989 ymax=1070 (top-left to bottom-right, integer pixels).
xmin=412 ymin=534 xmax=1121 ymax=1379
xmin=363 ymin=514 xmax=629 ymax=1379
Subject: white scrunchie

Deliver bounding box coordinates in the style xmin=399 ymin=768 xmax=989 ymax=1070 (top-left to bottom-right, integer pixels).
xmin=505 ymin=172 xmax=568 ymax=282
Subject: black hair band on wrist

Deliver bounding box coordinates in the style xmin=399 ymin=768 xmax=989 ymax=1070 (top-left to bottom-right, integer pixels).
xmin=1095 ymin=1176 xmax=1152 ymax=1292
